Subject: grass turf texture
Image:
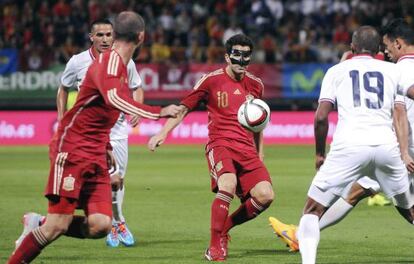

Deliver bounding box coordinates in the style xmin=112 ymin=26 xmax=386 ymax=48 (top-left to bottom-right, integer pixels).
xmin=1 ymin=145 xmax=413 ymax=263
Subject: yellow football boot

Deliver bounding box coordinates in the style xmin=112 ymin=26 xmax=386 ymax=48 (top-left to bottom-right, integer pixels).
xmin=269 ymin=217 xmax=299 ymax=252
xmin=367 ymin=193 xmax=391 ymax=206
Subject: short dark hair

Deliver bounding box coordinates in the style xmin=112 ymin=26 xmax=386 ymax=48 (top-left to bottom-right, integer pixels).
xmin=382 ymin=18 xmax=414 ymax=45
xmin=90 ymin=19 xmax=112 ymax=32
xmin=113 ymin=11 xmax=145 ymax=42
xmin=352 ymin=26 xmax=381 ymax=55
xmin=225 ymin=34 xmax=254 ymax=54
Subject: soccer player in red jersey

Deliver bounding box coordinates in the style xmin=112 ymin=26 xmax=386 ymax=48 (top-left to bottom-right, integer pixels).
xmin=7 ymin=11 xmax=180 ymax=264
xmin=148 ymin=34 xmax=274 ymax=261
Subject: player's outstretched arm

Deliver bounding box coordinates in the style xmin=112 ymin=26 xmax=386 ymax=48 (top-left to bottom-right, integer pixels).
xmin=104 ymin=87 xmax=163 ymax=120
xmin=56 ymin=85 xmax=70 ymax=121
xmin=130 ymin=87 xmax=144 ymax=127
xmin=148 ymin=105 xmax=188 ymax=151
xmin=393 ymin=103 xmax=414 ymax=173
xmin=160 ymin=104 xmax=182 ymax=118
xmin=314 ymin=101 xmax=333 ymax=170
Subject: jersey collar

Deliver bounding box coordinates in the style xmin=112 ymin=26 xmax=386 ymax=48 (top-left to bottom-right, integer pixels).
xmin=224 ymin=66 xmax=245 ymax=82
xmin=397 ymin=53 xmax=414 ymax=63
xmin=351 ymin=54 xmax=373 ymax=59
xmin=88 ymin=47 xmax=98 ymax=60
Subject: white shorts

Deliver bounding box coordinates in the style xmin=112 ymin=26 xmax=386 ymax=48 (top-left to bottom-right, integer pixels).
xmin=308 ymin=144 xmax=410 ymax=207
xmin=333 ymin=176 xmax=381 ymax=200
xmin=355 ymin=176 xmax=381 ymax=193
xmin=351 ymin=145 xmax=414 ymax=195
xmin=110 ymin=138 xmax=128 ymax=178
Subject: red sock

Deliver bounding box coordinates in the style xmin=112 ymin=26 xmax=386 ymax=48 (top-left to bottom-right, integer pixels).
xmin=8 ymin=228 xmax=49 ymax=264
xmin=65 ymin=215 xmax=87 ymax=238
xmin=223 ymin=197 xmax=269 ymax=234
xmin=210 ymin=190 xmax=233 ymax=248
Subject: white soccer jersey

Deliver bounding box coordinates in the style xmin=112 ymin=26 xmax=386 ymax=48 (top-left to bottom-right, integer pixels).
xmin=319 ymin=55 xmax=401 ymax=148
xmin=60 ymin=47 xmax=142 ymax=140
xmin=396 ymin=55 xmax=414 ymax=147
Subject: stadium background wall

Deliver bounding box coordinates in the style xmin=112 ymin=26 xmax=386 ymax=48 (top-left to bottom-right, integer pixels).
xmin=0 ymin=61 xmax=331 ymax=110
xmin=0 ymin=111 xmax=337 ymax=145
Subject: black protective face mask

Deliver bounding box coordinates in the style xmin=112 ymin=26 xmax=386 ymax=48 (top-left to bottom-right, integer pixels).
xmin=228 ymin=49 xmax=252 ymax=66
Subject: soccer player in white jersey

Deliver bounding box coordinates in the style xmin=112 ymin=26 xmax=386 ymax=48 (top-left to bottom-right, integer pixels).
xmin=296 ymin=26 xmax=414 ymax=264
xmin=315 ymin=18 xmax=414 ymax=224
xmin=270 ymin=20 xmax=414 ymax=254
xmin=269 ymin=20 xmax=414 ymax=253
xmin=56 ymin=19 xmax=139 ymax=247
xmin=383 ymin=18 xmax=414 ymax=171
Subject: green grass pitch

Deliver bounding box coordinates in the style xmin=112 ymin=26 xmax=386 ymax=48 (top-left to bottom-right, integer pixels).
xmin=1 ymin=145 xmax=413 ymax=263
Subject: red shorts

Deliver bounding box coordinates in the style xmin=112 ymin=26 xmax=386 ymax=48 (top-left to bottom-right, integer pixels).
xmin=48 ymin=133 xmax=58 ymax=161
xmin=205 ymin=145 xmax=272 ymax=200
xmin=45 ymin=152 xmax=112 ymax=217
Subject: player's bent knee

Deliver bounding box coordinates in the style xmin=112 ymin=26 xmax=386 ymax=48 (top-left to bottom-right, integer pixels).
xmin=41 ymin=214 xmax=73 ymax=240
xmin=346 ymin=182 xmax=374 ymax=206
xmin=88 ymin=224 xmax=111 ymax=238
xmin=218 ymin=173 xmax=237 ymax=194
xmin=219 ymin=182 xmax=237 ymax=194
xmin=48 ymin=224 xmax=69 ymax=236
xmin=41 ymin=222 xmax=69 ymax=240
xmin=87 ymin=214 xmax=112 ymax=238
xmin=254 ymin=189 xmax=274 ymax=205
xmin=251 ymin=182 xmax=274 ymax=205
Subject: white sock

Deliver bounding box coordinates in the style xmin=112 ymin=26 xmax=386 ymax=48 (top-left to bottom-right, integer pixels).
xmin=319 ymin=198 xmax=353 ymax=230
xmin=116 ymin=185 xmax=125 ymax=223
xmin=298 ymin=214 xmax=320 ymax=264
xmin=111 ymin=186 xmax=125 ymax=223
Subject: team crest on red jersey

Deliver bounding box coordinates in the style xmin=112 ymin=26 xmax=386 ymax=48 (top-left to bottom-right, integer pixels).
xmin=63 ymin=175 xmax=75 ymax=191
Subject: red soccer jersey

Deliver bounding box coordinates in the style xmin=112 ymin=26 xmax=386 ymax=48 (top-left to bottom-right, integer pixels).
xmin=180 ymin=68 xmax=264 ymax=150
xmin=53 ymin=50 xmax=161 ymax=161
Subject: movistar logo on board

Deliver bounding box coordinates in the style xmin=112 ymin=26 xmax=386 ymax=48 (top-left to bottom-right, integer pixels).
xmin=291 ymin=69 xmax=325 ymax=93
xmin=283 ymin=63 xmax=332 ymax=98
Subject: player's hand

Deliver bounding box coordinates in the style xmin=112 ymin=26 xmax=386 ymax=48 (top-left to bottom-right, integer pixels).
xmin=402 ymin=154 xmax=414 ymax=174
xmin=259 ymin=152 xmax=264 ymax=162
xmin=148 ymin=133 xmax=166 ymax=151
xmin=130 ymin=115 xmax=141 ymax=127
xmin=315 ymin=154 xmax=325 ymax=170
xmin=110 ymin=174 xmax=122 ymax=191
xmin=106 ymin=150 xmax=116 ymax=169
xmin=160 ymin=104 xmax=181 ymax=118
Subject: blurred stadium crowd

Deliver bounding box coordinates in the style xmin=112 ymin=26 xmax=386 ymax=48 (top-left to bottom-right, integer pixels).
xmin=1 ymin=0 xmax=414 ymax=72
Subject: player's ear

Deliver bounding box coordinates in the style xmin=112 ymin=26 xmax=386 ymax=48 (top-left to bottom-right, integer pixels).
xmin=89 ymin=33 xmax=93 ymax=43
xmin=137 ymin=32 xmax=144 ymax=45
xmin=224 ymin=53 xmax=230 ymax=64
xmin=395 ymin=38 xmax=402 ymax=50
xmin=350 ymin=43 xmax=355 ymax=54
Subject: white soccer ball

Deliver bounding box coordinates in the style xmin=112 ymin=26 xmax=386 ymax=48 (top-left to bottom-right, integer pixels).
xmin=237 ymin=99 xmax=270 ymax=133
